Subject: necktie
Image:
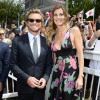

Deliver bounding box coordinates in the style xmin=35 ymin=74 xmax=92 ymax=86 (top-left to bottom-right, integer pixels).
xmin=33 ymin=37 xmax=38 ymax=63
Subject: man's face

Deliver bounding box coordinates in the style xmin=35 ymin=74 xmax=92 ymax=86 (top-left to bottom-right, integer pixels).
xmin=26 ymin=13 xmax=42 ymax=33
xmin=45 ymin=12 xmax=49 ymax=18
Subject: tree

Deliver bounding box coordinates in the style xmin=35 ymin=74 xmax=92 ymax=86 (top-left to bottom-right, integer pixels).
xmin=0 ymin=0 xmax=24 ymax=27
xmin=95 ymin=0 xmax=100 ymax=18
xmin=68 ymin=0 xmax=94 ymax=17
xmin=68 ymin=0 xmax=84 ymax=15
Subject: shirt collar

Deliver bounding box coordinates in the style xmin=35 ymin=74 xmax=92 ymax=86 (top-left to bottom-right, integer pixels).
xmin=28 ymin=32 xmax=40 ymax=41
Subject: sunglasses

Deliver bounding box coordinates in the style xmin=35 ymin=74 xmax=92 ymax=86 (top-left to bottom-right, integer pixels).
xmin=27 ymin=18 xmax=42 ymax=23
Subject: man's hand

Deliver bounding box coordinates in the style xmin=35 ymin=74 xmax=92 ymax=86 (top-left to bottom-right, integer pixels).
xmin=0 ymin=82 xmax=3 ymax=92
xmin=27 ymin=77 xmax=40 ymax=88
xmin=37 ymin=78 xmax=46 ymax=89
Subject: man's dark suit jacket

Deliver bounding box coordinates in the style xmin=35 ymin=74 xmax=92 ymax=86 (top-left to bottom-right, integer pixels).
xmin=0 ymin=42 xmax=10 ymax=84
xmin=10 ymin=34 xmax=53 ymax=94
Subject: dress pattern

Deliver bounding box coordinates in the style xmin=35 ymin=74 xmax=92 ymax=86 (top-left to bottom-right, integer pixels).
xmin=48 ymin=31 xmax=84 ymax=100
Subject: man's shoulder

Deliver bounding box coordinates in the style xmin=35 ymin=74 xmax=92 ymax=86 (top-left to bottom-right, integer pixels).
xmin=14 ymin=34 xmax=28 ymax=41
xmin=0 ymin=41 xmax=8 ymax=47
xmin=40 ymin=34 xmax=46 ymax=40
xmin=0 ymin=42 xmax=9 ymax=51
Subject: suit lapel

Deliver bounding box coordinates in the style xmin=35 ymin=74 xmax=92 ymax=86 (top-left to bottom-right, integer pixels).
xmin=23 ymin=34 xmax=46 ymax=64
xmin=36 ymin=35 xmax=45 ymax=63
xmin=23 ymin=34 xmax=35 ymax=63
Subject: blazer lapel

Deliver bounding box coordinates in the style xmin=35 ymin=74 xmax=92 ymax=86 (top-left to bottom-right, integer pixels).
xmin=23 ymin=34 xmax=35 ymax=63
xmin=36 ymin=35 xmax=45 ymax=63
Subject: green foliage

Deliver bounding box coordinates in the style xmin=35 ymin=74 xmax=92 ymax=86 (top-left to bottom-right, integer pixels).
xmin=0 ymin=0 xmax=24 ymax=25
xmin=67 ymin=0 xmax=99 ymax=19
xmin=95 ymin=0 xmax=100 ymax=18
xmin=68 ymin=0 xmax=94 ymax=17
xmin=82 ymin=0 xmax=94 ymax=11
xmin=68 ymin=0 xmax=84 ymax=15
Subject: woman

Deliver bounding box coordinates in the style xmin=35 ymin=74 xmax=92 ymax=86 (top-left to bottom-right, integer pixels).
xmin=48 ymin=5 xmax=84 ymax=100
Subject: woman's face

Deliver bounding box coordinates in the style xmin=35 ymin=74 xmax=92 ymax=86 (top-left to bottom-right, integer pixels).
xmin=53 ymin=8 xmax=65 ymax=26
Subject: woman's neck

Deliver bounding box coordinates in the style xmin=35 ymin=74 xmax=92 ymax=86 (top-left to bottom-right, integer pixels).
xmin=56 ymin=24 xmax=70 ymax=34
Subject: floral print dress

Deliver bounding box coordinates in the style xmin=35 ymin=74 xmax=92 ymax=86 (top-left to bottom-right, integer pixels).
xmin=48 ymin=31 xmax=84 ymax=100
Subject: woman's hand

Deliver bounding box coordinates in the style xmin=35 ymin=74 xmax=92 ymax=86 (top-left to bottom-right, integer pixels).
xmin=75 ymin=76 xmax=83 ymax=90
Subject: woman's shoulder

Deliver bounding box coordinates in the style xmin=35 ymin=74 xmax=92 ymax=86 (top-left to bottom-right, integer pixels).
xmin=70 ymin=26 xmax=81 ymax=36
xmin=71 ymin=25 xmax=80 ymax=32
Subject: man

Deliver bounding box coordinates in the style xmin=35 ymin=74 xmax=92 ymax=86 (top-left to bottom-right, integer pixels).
xmin=10 ymin=9 xmax=53 ymax=100
xmin=0 ymin=28 xmax=10 ymax=100
xmin=44 ymin=11 xmax=50 ymax=27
